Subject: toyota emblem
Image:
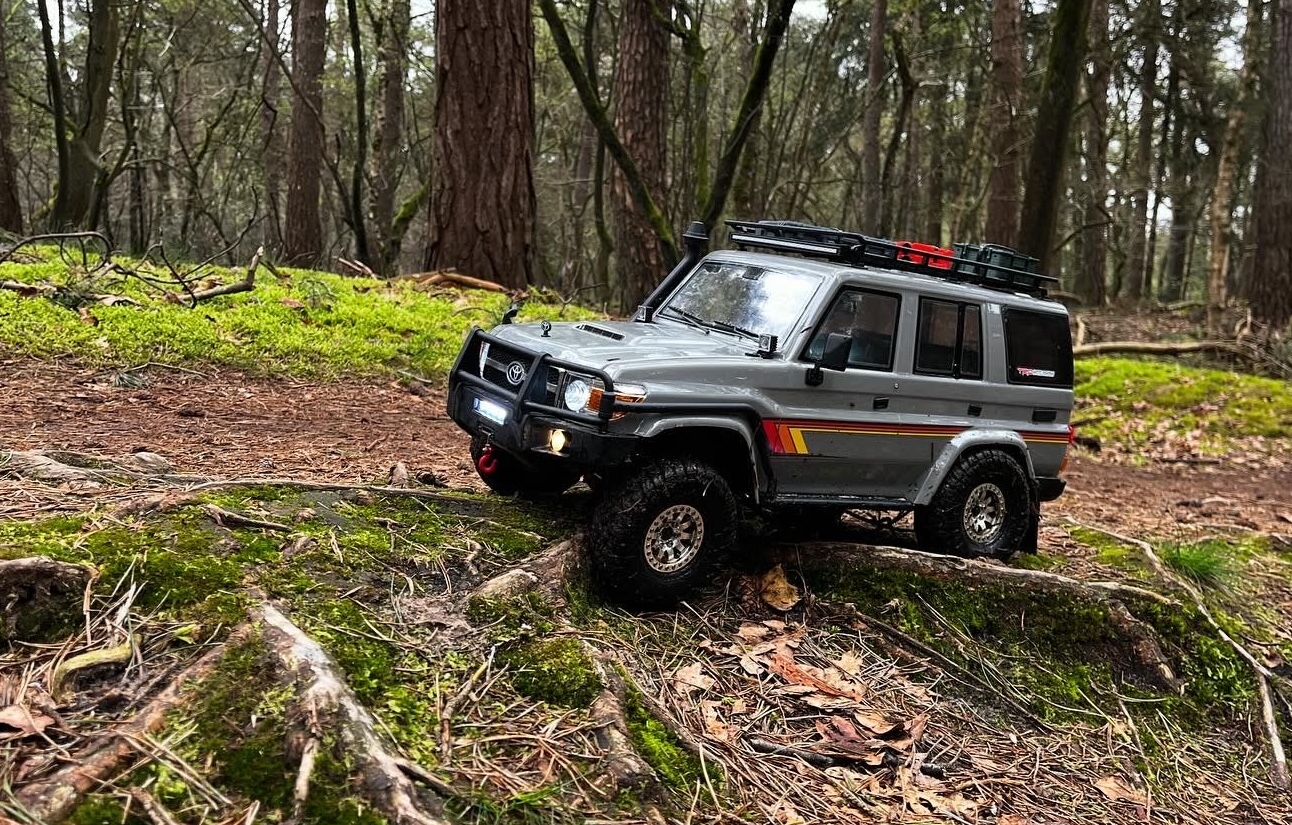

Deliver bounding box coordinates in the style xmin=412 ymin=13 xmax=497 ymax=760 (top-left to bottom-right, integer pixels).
xmin=505 ymin=361 xmax=527 ymax=385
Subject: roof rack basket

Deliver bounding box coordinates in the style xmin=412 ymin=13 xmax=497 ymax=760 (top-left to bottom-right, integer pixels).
xmin=725 ymin=219 xmax=1057 ymax=297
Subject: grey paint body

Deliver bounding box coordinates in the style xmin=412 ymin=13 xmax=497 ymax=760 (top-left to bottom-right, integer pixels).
xmin=448 ymin=250 xmax=1073 ymax=508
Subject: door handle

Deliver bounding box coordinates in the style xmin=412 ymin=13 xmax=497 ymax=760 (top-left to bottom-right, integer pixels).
xmin=873 ymin=397 xmax=889 ymax=410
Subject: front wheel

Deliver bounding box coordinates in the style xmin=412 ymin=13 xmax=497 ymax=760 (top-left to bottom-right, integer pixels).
xmin=915 ymin=449 xmax=1032 ymax=558
xmin=588 ymin=458 xmax=738 ymax=608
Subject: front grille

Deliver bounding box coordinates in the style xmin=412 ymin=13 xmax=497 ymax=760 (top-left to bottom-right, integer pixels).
xmin=475 ymin=339 xmax=560 ymax=405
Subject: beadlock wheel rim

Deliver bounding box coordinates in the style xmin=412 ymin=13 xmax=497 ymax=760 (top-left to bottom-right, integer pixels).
xmin=643 ymin=504 xmax=705 ymax=573
xmin=963 ymin=482 xmax=1007 ymax=543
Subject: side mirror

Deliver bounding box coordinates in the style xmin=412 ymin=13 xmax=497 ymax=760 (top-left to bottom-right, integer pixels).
xmin=806 ymin=332 xmax=850 ymax=386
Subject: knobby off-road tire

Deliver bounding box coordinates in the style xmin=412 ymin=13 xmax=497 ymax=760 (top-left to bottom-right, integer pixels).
xmin=914 ymin=448 xmax=1032 ymax=559
xmin=589 ymin=458 xmax=738 ymax=608
xmin=470 ymin=436 xmax=580 ymax=499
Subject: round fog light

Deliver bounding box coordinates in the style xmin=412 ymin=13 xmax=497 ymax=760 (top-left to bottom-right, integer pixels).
xmin=550 ymin=429 xmax=568 ymax=453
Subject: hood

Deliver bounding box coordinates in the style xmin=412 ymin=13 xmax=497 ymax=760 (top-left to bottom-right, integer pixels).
xmin=487 ymin=319 xmax=753 ymax=372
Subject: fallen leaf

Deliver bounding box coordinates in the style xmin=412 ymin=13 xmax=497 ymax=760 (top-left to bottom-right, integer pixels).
xmin=759 ymin=564 xmax=802 ymax=611
xmin=699 ymin=699 xmax=735 ymax=743
xmin=833 ymin=650 xmax=865 ymax=676
xmin=78 ymin=307 xmax=98 ymax=326
xmin=738 ymin=655 xmax=764 ymax=676
xmin=730 ymin=699 xmax=748 ymax=715
xmin=0 ymin=705 xmax=55 ymax=740
xmin=671 ymin=662 xmax=715 ymax=696
xmin=853 ymin=709 xmax=898 ymax=737
xmin=280 ymin=297 xmax=307 ymax=310
xmin=766 ymin=799 xmax=806 ymax=825
xmin=1094 ymin=774 xmax=1149 ymax=806
xmin=736 ymin=623 xmax=770 ymax=641
xmin=998 ymin=815 xmax=1035 ymax=825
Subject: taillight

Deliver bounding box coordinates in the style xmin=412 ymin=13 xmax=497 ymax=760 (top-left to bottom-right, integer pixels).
xmin=1058 ymin=425 xmax=1076 ymax=473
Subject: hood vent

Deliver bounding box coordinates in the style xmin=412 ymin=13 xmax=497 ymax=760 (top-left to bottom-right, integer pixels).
xmin=575 ymin=323 xmax=624 ymax=341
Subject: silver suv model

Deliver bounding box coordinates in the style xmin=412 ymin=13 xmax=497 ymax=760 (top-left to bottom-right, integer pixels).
xmin=447 ymin=220 xmax=1075 ymax=605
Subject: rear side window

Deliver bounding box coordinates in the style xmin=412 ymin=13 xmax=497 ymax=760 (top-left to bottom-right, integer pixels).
xmin=1003 ymin=309 xmax=1074 ymax=387
xmin=915 ymin=299 xmax=982 ymax=379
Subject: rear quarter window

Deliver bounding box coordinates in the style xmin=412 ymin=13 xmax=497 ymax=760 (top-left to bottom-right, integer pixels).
xmin=1002 ymin=309 xmax=1074 ymax=387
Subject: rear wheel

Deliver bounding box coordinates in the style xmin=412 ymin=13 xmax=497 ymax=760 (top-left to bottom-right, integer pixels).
xmin=589 ymin=458 xmax=737 ymax=608
xmin=915 ymin=449 xmax=1032 ymax=558
xmin=469 ymin=436 xmax=580 ymax=498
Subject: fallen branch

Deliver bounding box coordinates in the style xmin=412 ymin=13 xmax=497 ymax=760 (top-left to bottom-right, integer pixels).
xmin=1073 ymin=340 xmax=1247 ymax=358
xmin=203 ymin=504 xmax=292 ymax=533
xmin=1 ymin=450 xmax=172 ymax=484
xmin=185 ymin=246 xmax=262 ymax=304
xmin=12 ymin=633 xmax=243 ymax=823
xmin=399 ymin=269 xmax=508 ymax=293
xmin=588 ymin=654 xmax=667 ymax=803
xmin=781 ymin=542 xmax=1176 ymax=607
xmin=1259 ymin=673 xmax=1291 ymax=790
xmin=254 ymin=602 xmax=451 ymax=825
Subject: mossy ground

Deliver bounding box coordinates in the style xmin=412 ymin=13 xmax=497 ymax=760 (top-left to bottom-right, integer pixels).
xmin=1074 ymin=356 xmax=1292 ymax=455
xmin=800 ymin=556 xmax=1255 ymax=727
xmin=0 ymin=246 xmax=597 ymax=378
xmin=0 ymin=483 xmax=620 ymax=824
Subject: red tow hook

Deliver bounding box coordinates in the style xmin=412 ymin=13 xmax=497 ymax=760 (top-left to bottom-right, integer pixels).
xmin=476 ymin=443 xmax=499 ymax=476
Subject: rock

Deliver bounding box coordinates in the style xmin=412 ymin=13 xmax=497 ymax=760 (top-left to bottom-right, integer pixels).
xmin=474 ymin=569 xmax=539 ymax=602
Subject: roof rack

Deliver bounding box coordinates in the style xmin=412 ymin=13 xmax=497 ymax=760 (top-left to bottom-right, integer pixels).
xmin=725 ymin=219 xmax=1058 ymax=298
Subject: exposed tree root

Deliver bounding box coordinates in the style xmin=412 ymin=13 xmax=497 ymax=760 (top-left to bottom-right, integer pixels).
xmin=0 ymin=449 xmax=173 ymax=484
xmin=784 ymin=541 xmax=1176 ymax=607
xmin=1067 ymin=520 xmax=1292 ymax=789
xmin=11 ymin=632 xmax=245 ymax=823
xmin=588 ymin=654 xmax=666 ymax=803
xmin=253 ymin=602 xmax=452 ymax=825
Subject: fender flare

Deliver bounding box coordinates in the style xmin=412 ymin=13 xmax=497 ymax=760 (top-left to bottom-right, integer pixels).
xmin=909 ymin=429 xmax=1037 ymax=506
xmin=635 ymin=415 xmax=766 ymax=500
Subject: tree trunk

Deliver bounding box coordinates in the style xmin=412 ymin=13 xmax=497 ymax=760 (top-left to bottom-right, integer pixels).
xmin=1077 ymin=0 xmax=1110 ymax=306
xmin=1248 ymin=0 xmax=1292 ymax=330
xmin=427 ymin=0 xmax=536 ymax=290
xmin=49 ymin=0 xmax=118 ymax=230
xmin=1123 ymin=0 xmax=1160 ymax=303
xmin=0 ymin=13 xmax=23 ymax=234
xmin=284 ymin=0 xmax=328 ymax=267
xmin=985 ymin=0 xmax=1023 ymax=247
xmin=860 ymin=0 xmax=887 ymax=235
xmin=609 ymin=0 xmax=670 ymax=311
xmin=1019 ymin=0 xmax=1092 ymax=272
xmin=370 ymin=0 xmax=411 ymax=275
xmin=1207 ymin=0 xmax=1262 ymax=334
xmin=346 ymin=0 xmax=371 ymax=268
xmin=262 ymin=0 xmax=286 ymax=254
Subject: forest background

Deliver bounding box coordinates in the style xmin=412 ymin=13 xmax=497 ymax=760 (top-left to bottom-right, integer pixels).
xmin=3 ymin=0 xmax=1290 ymax=337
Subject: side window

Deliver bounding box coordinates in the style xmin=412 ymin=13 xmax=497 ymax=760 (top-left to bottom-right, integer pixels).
xmin=807 ymin=290 xmax=900 ymax=370
xmin=915 ymin=299 xmax=982 ymax=379
xmin=1003 ymin=309 xmax=1074 ymax=387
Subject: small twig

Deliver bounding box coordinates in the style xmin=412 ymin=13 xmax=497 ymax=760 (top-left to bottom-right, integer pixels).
xmin=745 ymin=737 xmax=836 ymax=768
xmin=127 ymin=788 xmax=183 ymax=825
xmin=440 ymin=654 xmax=491 ymax=763
xmin=290 ymin=737 xmax=320 ymax=823
xmin=203 ymin=504 xmax=292 ymax=533
xmin=1258 ymin=673 xmax=1290 ymax=790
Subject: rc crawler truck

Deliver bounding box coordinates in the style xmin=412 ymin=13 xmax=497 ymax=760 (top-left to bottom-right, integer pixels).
xmin=447 ymin=220 xmax=1075 ymax=606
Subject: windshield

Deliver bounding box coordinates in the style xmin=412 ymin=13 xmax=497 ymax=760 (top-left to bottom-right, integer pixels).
xmin=660 ymin=261 xmax=823 ymax=342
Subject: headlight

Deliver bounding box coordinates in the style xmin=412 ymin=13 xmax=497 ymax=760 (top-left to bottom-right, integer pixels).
xmin=563 ymin=379 xmax=592 ymax=411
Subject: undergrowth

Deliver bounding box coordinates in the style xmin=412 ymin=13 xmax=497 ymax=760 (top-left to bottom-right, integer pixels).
xmin=0 ymin=249 xmax=597 ymax=378
xmin=1074 ymin=356 xmax=1292 ymax=454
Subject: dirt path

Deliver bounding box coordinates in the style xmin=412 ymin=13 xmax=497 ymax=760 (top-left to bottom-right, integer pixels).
xmin=3 ymin=359 xmax=1289 ymax=538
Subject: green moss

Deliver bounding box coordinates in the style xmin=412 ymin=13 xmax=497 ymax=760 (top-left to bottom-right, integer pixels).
xmin=298 ymin=599 xmax=400 ymax=706
xmin=501 ymin=637 xmax=601 ymax=708
xmin=1013 ymin=551 xmax=1062 ymax=571
xmin=0 ymin=255 xmax=599 ymax=378
xmin=66 ymin=795 xmax=144 ymax=825
xmin=1067 ymin=526 xmax=1149 ymax=574
xmin=806 ymin=561 xmax=1251 ymax=724
xmin=622 ymin=680 xmax=705 ymax=790
xmin=1074 ymin=357 xmax=1292 ymax=453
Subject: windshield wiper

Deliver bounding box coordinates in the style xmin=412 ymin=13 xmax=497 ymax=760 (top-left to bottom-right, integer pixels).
xmin=704 ymin=318 xmax=760 ymax=340
xmin=660 ymin=306 xmax=759 ymax=340
xmin=658 ymin=305 xmax=710 ymax=332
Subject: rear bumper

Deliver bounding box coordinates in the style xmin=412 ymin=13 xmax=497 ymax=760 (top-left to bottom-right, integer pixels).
xmin=1037 ymin=476 xmax=1066 ymax=502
